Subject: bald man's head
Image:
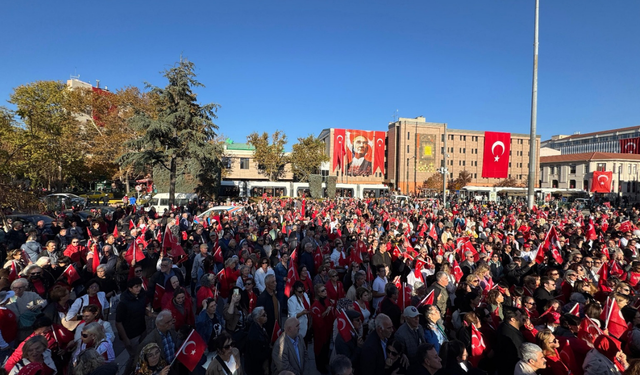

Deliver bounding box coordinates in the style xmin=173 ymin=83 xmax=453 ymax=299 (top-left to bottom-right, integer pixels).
xmin=284 ymin=317 xmax=300 ymax=339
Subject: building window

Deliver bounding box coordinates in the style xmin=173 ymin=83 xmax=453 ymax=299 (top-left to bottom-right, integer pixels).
xmin=449 ymin=134 xmax=454 ymax=140
xmin=570 ymin=165 xmax=576 ymax=174
xmin=474 ymin=173 xmax=477 ymax=178
xmin=597 ymin=163 xmax=606 ymax=171
xmin=441 ymin=134 xmax=444 ymax=142
xmin=408 ymin=132 xmax=411 ymax=140
xmin=629 ymin=164 xmax=632 ymax=175
xmin=569 ymin=180 xmax=576 ymax=189
xmin=462 ymin=160 xmax=466 ymax=166
xmin=222 ymin=157 xmax=232 ymax=169
xmin=585 ymin=164 xmax=590 ymax=173
xmin=552 ymin=180 xmax=559 ymax=188
xmin=240 ymin=158 xmax=250 ymax=169
xmin=584 ymin=180 xmax=589 ymax=191
xmin=407 ymin=145 xmax=410 ymax=153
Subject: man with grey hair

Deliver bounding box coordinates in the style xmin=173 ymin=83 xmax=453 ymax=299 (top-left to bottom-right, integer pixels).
xmin=257 ymin=273 xmax=280 ymax=336
xmin=514 ymin=343 xmax=546 ymax=375
xmin=359 ymin=314 xmax=394 ymax=375
xmin=135 ymin=310 xmax=178 ymax=372
xmin=7 ymin=278 xmax=47 ymax=341
xmin=459 ymin=251 xmax=476 ymax=277
xmin=426 ymin=271 xmax=449 ymax=315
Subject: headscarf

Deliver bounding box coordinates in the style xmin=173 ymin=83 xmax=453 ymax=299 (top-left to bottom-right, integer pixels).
xmin=135 ymin=343 xmax=168 ymax=375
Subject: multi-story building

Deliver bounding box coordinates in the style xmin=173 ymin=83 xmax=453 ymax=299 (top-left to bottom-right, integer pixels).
xmin=387 ymin=117 xmax=540 ymax=193
xmin=222 ymin=139 xmax=293 ymax=181
xmin=542 ymin=125 xmax=640 ymax=154
xmin=318 ymin=117 xmax=540 ymax=194
xmin=540 ymin=152 xmax=640 ymax=197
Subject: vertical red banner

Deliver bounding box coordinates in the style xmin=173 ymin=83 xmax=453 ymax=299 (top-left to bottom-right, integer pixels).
xmin=482 ymin=131 xmax=511 ymax=179
xmin=374 ymin=131 xmax=386 ymax=174
xmin=591 ymin=171 xmax=613 ymax=193
xmin=333 ymin=128 xmax=346 ymax=171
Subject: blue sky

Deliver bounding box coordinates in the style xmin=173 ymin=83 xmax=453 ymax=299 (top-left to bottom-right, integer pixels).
xmin=2 ymin=1 xmax=639 ymax=149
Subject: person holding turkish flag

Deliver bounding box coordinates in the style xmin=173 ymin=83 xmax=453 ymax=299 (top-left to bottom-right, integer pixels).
xmin=482 ymin=131 xmax=511 ymax=178
xmin=600 ymin=294 xmax=629 ymax=339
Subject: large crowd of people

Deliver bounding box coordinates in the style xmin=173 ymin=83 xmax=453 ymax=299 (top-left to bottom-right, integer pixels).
xmin=1 ymin=194 xmax=640 ymax=375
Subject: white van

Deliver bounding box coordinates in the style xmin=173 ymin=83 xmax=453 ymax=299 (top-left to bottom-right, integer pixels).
xmin=145 ymin=193 xmax=198 ymax=213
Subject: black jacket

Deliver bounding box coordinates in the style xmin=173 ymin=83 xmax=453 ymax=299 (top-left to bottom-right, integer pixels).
xmin=256 ymin=290 xmax=279 ymax=337
xmin=496 ymin=322 xmax=525 ymax=375
xmin=244 ymin=322 xmax=271 ymax=375
xmin=115 ymin=289 xmax=148 ymax=339
xmin=358 ymin=332 xmax=387 ymax=375
xmin=533 ymin=287 xmax=556 ymax=314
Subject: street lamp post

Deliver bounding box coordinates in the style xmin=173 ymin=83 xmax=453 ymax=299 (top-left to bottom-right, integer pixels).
xmin=527 ymin=0 xmax=540 ymax=209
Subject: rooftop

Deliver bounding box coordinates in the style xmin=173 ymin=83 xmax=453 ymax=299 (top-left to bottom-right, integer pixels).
xmin=546 ymin=125 xmax=640 ymax=142
xmin=540 ymin=152 xmax=640 ymax=163
xmin=224 ymin=138 xmax=255 ymax=151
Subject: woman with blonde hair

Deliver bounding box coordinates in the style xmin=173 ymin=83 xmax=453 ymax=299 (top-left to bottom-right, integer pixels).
xmin=535 ymin=329 xmax=571 ymax=375
xmin=72 ymin=322 xmax=115 ymax=363
xmin=8 ymin=336 xmax=56 ymax=375
xmin=473 ymin=264 xmax=494 ymax=292
xmin=134 ymin=343 xmax=170 ymax=375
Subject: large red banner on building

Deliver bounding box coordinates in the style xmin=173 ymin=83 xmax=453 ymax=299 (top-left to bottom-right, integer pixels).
xmin=591 ymin=171 xmax=613 ymax=193
xmin=620 ymin=137 xmax=640 ymax=154
xmin=482 ymin=131 xmax=511 ymax=179
xmin=333 ymin=129 xmax=346 ymax=171
xmin=374 ymin=131 xmax=386 ymax=174
xmin=332 ymin=128 xmax=385 ymax=176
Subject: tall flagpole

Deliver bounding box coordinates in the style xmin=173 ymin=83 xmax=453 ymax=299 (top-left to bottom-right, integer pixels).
xmin=527 ymin=0 xmax=539 ymax=209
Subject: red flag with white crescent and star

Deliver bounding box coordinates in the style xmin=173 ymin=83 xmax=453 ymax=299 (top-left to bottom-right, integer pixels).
xmin=591 ymin=171 xmax=613 ymax=193
xmin=482 ymin=131 xmax=510 ymax=178
xmin=373 ymin=131 xmax=386 ymax=174
xmin=620 ymin=137 xmax=640 ymax=154
xmin=337 ymin=308 xmax=354 ymax=342
xmin=174 ymin=329 xmax=206 ymax=371
xmin=271 ymin=320 xmax=282 ymax=343
xmin=333 ymin=128 xmax=346 ymax=171
xmin=470 ymin=323 xmax=485 ymax=367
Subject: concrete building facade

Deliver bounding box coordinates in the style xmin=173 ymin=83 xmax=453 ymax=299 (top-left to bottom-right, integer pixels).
xmin=387 ymin=117 xmax=540 ymax=194
xmin=542 ymin=125 xmax=640 ymax=155
xmin=540 ymin=152 xmax=640 ymax=198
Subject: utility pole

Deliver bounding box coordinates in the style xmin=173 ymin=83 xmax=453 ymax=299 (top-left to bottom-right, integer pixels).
xmin=414 ymin=121 xmax=418 ymax=196
xmin=442 ymin=124 xmax=448 ymax=207
xmin=527 ymin=0 xmax=539 ymax=209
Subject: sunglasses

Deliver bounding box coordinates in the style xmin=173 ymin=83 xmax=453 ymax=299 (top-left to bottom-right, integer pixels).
xmin=296 ymin=290 xmax=304 ymax=294
xmin=319 ymin=289 xmax=327 ymax=293
xmin=222 ymin=343 xmax=233 ymax=350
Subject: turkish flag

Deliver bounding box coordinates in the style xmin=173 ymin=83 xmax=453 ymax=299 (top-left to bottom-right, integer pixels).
xmin=153 ymin=284 xmax=165 ymax=310
xmin=175 ymin=330 xmax=206 ymax=372
xmin=470 ymin=323 xmax=485 ymax=367
xmin=592 ymin=171 xmax=613 ymax=193
xmin=314 ymin=247 xmax=323 ymax=273
xmin=601 ymin=296 xmax=627 ymax=339
xmin=62 ymin=265 xmax=80 ymax=284
xmin=373 ymin=131 xmax=386 ymax=174
xmin=8 ymin=262 xmax=18 ymax=283
xmin=428 ymin=224 xmax=438 ymax=241
xmin=568 ymin=303 xmax=580 ymax=317
xmin=271 ymin=320 xmax=282 ymax=343
xmin=123 ymin=242 xmax=146 ymax=265
xmin=337 ymin=308 xmax=354 ymax=342
xmin=417 ymin=289 xmax=435 ymax=307
xmin=620 ymin=137 xmax=640 ymax=154
xmin=578 ymin=317 xmax=603 ymax=346
xmin=366 ymin=264 xmax=374 ymax=285
xmin=482 ymin=131 xmax=510 ymax=178
xmin=586 ymin=218 xmax=597 ymax=241
xmin=451 ymin=258 xmax=464 ymax=283
xmin=333 ymin=128 xmax=346 ymax=171
xmin=112 ymin=225 xmax=119 ymax=238
xmin=284 ymin=250 xmax=299 ymax=298
xmin=212 ymin=245 xmax=223 ymax=264
xmin=535 ymin=226 xmax=563 ymax=264
xmin=129 ymin=220 xmax=135 ymax=230
xmin=91 ymin=248 xmax=100 ymax=274
xmin=414 ymin=258 xmax=426 ymax=281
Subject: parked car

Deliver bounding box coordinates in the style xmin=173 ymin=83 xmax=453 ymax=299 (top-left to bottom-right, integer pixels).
xmin=42 ymin=193 xmax=87 ymax=208
xmin=5 ymin=214 xmax=55 ymax=231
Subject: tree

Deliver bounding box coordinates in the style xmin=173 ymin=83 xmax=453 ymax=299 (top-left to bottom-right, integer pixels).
xmin=247 ymin=130 xmax=289 ymax=181
xmin=449 ymin=170 xmax=473 ymax=191
xmin=422 ymin=173 xmax=444 ymax=191
xmin=118 ymin=58 xmax=222 ymax=206
xmin=8 ymin=81 xmax=85 ymax=190
xmin=66 ymin=85 xmax=153 ymax=187
xmin=290 ymin=135 xmax=329 ymax=182
xmin=494 ymin=177 xmax=520 ymax=187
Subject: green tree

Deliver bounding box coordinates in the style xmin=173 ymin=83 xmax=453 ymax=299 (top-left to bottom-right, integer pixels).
xmin=290 ymin=135 xmax=329 ymax=182
xmin=247 ymin=130 xmax=289 ymax=181
xmin=118 ymin=58 xmax=222 ymax=206
xmin=8 ymin=81 xmax=85 ymax=190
